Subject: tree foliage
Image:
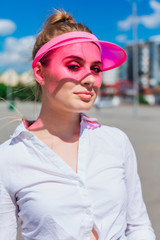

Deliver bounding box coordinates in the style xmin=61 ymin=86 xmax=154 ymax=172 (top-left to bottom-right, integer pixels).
xmin=0 ymin=83 xmax=40 ymax=102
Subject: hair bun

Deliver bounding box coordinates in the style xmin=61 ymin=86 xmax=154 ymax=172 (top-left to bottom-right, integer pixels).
xmin=33 ymin=8 xmax=92 ymax=60
xmin=58 ymin=10 xmax=75 ymax=23
xmin=46 ymin=9 xmax=76 ymax=26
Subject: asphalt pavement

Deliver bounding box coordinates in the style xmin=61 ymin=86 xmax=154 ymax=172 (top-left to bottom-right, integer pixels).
xmin=0 ymin=101 xmax=159 ymax=239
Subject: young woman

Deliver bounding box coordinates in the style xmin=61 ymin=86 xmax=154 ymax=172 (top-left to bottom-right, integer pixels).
xmin=0 ymin=9 xmax=155 ymax=240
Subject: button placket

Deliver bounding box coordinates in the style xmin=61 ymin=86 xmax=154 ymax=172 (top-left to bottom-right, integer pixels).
xmin=76 ymin=130 xmax=94 ymax=239
xmin=85 ymin=209 xmax=91 ymax=215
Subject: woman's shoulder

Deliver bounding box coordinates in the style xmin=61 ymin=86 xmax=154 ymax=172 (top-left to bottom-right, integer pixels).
xmin=0 ymin=140 xmax=15 ymax=174
xmin=82 ymin=113 xmax=128 ymax=142
xmin=0 ymin=140 xmax=12 ymax=183
xmin=100 ymin=124 xmax=125 ymax=134
xmin=0 ymin=138 xmax=12 ymax=155
xmin=0 ymin=122 xmax=26 ymax=164
xmin=96 ymin=125 xmax=131 ymax=150
xmin=93 ymin=123 xmax=128 ymax=141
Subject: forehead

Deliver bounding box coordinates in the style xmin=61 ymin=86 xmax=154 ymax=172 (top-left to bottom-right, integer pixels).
xmin=52 ymin=42 xmax=101 ymax=62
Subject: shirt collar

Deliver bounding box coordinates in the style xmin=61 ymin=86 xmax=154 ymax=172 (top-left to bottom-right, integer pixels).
xmin=80 ymin=113 xmax=100 ymax=130
xmin=11 ymin=121 xmax=33 ymax=139
xmin=11 ymin=113 xmax=100 ymax=139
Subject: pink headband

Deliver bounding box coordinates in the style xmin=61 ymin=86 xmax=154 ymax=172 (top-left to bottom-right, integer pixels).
xmin=32 ymin=31 xmax=127 ymax=71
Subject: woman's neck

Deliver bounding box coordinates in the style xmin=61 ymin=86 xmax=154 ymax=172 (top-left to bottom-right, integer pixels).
xmin=28 ymin=105 xmax=81 ymax=141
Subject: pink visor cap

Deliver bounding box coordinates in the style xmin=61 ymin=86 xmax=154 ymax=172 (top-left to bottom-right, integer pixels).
xmin=32 ymin=31 xmax=127 ymax=71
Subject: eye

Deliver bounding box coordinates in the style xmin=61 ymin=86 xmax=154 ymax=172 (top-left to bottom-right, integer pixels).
xmin=91 ymin=65 xmax=102 ymax=74
xmin=67 ymin=64 xmax=80 ymax=71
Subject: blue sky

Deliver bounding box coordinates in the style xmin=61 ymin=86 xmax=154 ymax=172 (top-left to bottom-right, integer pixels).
xmin=0 ymin=0 xmax=160 ymax=72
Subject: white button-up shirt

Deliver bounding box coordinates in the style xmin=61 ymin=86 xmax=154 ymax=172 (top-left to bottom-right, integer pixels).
xmin=0 ymin=115 xmax=155 ymax=240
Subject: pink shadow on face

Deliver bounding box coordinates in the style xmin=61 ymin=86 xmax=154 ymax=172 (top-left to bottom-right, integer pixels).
xmin=38 ymin=42 xmax=102 ymax=94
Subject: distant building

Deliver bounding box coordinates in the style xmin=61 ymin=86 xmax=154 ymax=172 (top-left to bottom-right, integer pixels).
xmin=0 ymin=69 xmax=19 ymax=86
xmin=0 ymin=69 xmax=34 ymax=86
xmin=123 ymin=39 xmax=160 ymax=89
xmin=20 ymin=71 xmax=34 ymax=85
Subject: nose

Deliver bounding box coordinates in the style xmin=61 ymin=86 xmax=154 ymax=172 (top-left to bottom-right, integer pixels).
xmin=80 ymin=74 xmax=95 ymax=88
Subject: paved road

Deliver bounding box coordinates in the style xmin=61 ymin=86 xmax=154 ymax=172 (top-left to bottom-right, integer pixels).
xmin=0 ymin=102 xmax=159 ymax=239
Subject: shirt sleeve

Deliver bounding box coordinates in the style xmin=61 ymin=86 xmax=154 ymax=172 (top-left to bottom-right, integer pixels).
xmin=123 ymin=134 xmax=156 ymax=240
xmin=0 ymin=182 xmax=18 ymax=240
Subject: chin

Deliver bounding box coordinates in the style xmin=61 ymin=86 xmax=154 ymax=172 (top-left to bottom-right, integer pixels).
xmin=74 ymin=101 xmax=95 ymax=113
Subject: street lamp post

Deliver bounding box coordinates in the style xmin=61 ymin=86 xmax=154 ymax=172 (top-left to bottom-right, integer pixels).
xmin=132 ymin=1 xmax=139 ymax=117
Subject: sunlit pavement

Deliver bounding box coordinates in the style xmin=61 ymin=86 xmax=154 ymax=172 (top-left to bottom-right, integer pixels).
xmin=0 ymin=102 xmax=159 ymax=240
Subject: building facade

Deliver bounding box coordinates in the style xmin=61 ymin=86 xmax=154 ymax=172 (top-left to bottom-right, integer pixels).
xmin=123 ymin=39 xmax=160 ymax=89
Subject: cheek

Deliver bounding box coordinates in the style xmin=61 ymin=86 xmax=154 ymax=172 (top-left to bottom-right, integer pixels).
xmin=44 ymin=72 xmax=61 ymax=94
xmin=44 ymin=65 xmax=68 ymax=94
xmin=44 ymin=70 xmax=79 ymax=94
xmin=93 ymin=74 xmax=102 ymax=88
xmin=46 ymin=73 xmax=102 ymax=94
xmin=47 ymin=81 xmax=59 ymax=94
xmin=44 ymin=62 xmax=102 ymax=94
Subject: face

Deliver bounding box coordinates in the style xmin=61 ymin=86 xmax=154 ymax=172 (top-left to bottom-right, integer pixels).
xmin=35 ymin=42 xmax=102 ymax=113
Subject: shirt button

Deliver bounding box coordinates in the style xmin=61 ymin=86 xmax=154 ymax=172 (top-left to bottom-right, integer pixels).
xmin=86 ymin=209 xmax=91 ymax=215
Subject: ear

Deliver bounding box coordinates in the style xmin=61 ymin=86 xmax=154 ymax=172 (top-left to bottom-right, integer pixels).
xmin=33 ymin=62 xmax=45 ymax=85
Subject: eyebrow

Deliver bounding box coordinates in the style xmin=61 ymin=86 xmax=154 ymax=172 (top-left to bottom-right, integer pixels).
xmin=63 ymin=55 xmax=102 ymax=65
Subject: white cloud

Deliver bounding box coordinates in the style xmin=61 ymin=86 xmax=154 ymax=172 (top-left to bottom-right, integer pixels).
xmin=150 ymin=0 xmax=160 ymax=11
xmin=0 ymin=19 xmax=16 ymax=36
xmin=118 ymin=16 xmax=135 ymax=31
xmin=116 ymin=34 xmax=127 ymax=43
xmin=140 ymin=12 xmax=160 ymax=28
xmin=4 ymin=36 xmax=35 ymax=56
xmin=0 ymin=36 xmax=36 ymax=72
xmin=149 ymin=34 xmax=160 ymax=41
xmin=118 ymin=0 xmax=160 ymax=30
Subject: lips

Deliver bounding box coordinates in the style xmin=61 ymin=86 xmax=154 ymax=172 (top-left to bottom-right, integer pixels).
xmin=74 ymin=91 xmax=93 ymax=100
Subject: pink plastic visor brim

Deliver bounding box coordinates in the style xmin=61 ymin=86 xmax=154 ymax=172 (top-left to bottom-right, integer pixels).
xmin=32 ymin=32 xmax=127 ymax=71
xmin=98 ymin=41 xmax=127 ymax=71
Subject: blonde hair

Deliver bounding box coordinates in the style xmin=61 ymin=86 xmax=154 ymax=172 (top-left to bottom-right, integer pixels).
xmin=32 ymin=9 xmax=92 ymax=95
xmin=32 ymin=9 xmax=92 ymax=60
